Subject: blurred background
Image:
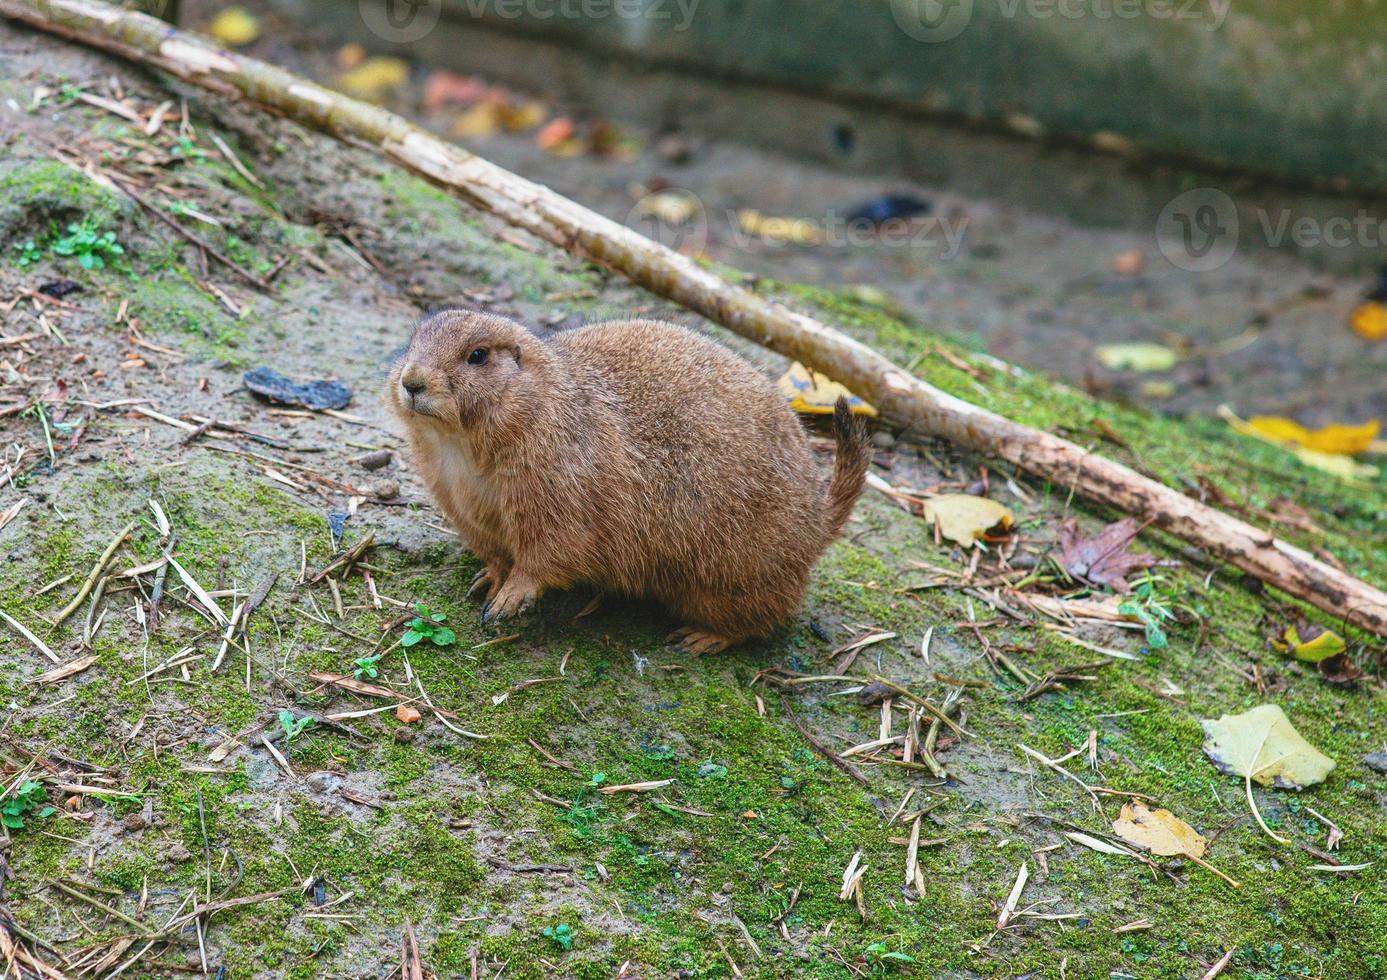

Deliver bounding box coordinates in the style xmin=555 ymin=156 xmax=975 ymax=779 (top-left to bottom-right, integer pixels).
xmin=178 ymin=0 xmax=1386 ymax=426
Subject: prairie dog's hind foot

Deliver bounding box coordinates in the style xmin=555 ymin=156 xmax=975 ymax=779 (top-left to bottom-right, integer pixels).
xmin=666 ymin=626 xmax=737 ymax=655
xmin=482 ymin=571 xmax=543 ymax=622
xmin=467 ymin=564 xmax=506 ymax=602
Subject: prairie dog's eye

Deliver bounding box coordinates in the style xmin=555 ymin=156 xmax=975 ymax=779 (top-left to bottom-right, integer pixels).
xmin=467 ymin=348 xmax=488 ymax=366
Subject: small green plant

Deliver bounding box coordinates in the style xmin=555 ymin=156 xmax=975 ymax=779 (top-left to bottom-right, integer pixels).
xmin=401 ymin=604 xmax=456 ymax=648
xmin=2 ymin=781 xmax=55 ymax=830
xmin=1118 ymin=571 xmax=1177 ymax=650
xmin=11 ymin=239 xmax=42 ymax=267
xmin=586 ymin=772 xmax=606 ymax=789
xmin=541 ymin=923 xmax=574 ymax=951
xmin=278 ymin=710 xmax=314 ymax=745
xmin=352 ymin=653 xmax=383 ymax=680
xmin=51 ymin=218 xmax=124 ymax=270
xmin=170 ymin=136 xmax=207 ymax=160
xmin=860 ymin=942 xmax=914 ymax=974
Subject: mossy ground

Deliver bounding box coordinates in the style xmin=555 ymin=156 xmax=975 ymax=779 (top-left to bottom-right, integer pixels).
xmin=1 ymin=24 xmax=1385 ymax=980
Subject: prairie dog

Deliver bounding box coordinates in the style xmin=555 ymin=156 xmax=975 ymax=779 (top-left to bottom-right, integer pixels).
xmin=386 ymin=311 xmax=869 ymax=653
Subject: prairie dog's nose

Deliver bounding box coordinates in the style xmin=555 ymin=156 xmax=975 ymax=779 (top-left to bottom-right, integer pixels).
xmin=401 ymin=371 xmax=426 ymax=396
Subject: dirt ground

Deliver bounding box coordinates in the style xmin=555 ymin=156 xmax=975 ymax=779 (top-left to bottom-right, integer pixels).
xmin=1 ymin=12 xmax=1386 ymax=980
xmin=182 ymin=0 xmax=1387 ymax=430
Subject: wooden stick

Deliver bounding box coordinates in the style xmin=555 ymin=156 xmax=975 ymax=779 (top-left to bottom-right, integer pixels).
xmin=53 ymin=520 xmax=133 ymax=625
xmin=6 ymin=0 xmax=1385 ymax=636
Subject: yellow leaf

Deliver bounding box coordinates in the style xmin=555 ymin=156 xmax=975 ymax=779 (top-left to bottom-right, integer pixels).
xmin=1300 ymin=420 xmax=1381 ymax=455
xmin=1292 ymin=447 xmax=1379 ymax=480
xmin=1201 ymin=704 xmax=1335 ymax=790
xmin=208 ymin=6 xmax=261 ymax=46
xmin=1350 ymin=301 xmax=1387 ymax=341
xmin=1271 ymin=624 xmax=1346 ymax=664
xmin=1112 ymin=801 xmax=1206 ymax=858
xmin=1221 ymin=407 xmax=1381 ymax=469
xmin=1244 ymin=416 xmax=1310 ymax=445
xmin=637 ymin=191 xmax=701 ymax=226
xmin=451 ymin=103 xmax=501 ymax=139
xmin=1094 ymin=342 xmax=1178 ymax=373
xmin=737 ymin=209 xmax=824 ymax=245
xmin=776 ymin=362 xmax=877 ymax=417
xmin=920 ymin=494 xmax=1013 ymax=548
xmin=335 ymin=57 xmax=409 ymax=102
xmin=498 ymin=101 xmax=547 ymax=131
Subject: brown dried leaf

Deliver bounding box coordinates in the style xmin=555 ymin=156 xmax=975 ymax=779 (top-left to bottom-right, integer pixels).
xmin=1059 ymin=518 xmax=1159 ymax=593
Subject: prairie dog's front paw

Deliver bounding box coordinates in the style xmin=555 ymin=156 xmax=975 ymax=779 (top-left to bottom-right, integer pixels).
xmin=482 ymin=574 xmax=541 ymax=622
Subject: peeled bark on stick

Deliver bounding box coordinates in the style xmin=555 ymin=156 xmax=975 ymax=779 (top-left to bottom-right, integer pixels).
xmin=4 ymin=0 xmax=1385 ymax=637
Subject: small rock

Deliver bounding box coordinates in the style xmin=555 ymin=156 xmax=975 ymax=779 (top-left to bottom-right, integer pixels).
xmin=304 ymin=770 xmax=341 ymax=794
xmin=393 ymin=727 xmax=416 ymax=744
xmin=122 ymin=813 xmax=147 ymax=833
xmin=370 ymin=478 xmax=400 ymax=500
xmin=359 ymin=449 xmax=393 ymax=471
xmin=1364 ymin=752 xmax=1387 ymax=774
xmin=870 ymin=430 xmax=895 ymax=451
xmin=396 ymin=704 xmax=422 ymax=724
xmin=166 ymin=843 xmax=192 ymax=864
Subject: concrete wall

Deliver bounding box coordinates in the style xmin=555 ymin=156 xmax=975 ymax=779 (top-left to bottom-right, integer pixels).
xmin=360 ymin=0 xmax=1383 ymax=191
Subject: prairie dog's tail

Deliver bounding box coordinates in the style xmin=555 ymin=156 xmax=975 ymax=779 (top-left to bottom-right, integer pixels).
xmin=824 ymin=396 xmax=871 ymax=541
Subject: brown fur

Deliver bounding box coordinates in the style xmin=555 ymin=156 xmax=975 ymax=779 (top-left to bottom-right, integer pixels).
xmin=385 ymin=310 xmax=869 ymax=652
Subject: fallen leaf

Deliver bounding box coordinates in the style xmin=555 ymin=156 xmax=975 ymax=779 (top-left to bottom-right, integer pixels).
xmin=920 ymin=495 xmax=1014 ymax=548
xmin=536 ymin=117 xmax=576 ymax=151
xmin=737 ymin=209 xmax=825 ymax=245
xmin=1201 ymin=704 xmax=1335 ymax=790
xmin=1112 ymin=800 xmax=1206 ymax=857
xmin=421 ymin=70 xmax=489 ymax=113
xmin=1225 ymin=409 xmax=1380 ymax=456
xmin=335 ymin=43 xmax=365 ymax=70
xmin=335 ymin=57 xmax=409 ymax=102
xmin=1271 ymin=623 xmax=1346 ymax=663
xmin=637 ymin=191 xmax=701 ymax=226
xmin=1058 ymin=518 xmax=1158 ymax=593
xmin=499 ymin=100 xmax=546 ymax=131
xmin=1095 ymin=342 xmax=1177 ymax=373
xmin=208 ymin=6 xmax=261 ymax=46
xmin=451 ymin=103 xmax=501 ymax=139
xmin=777 ymin=362 xmax=877 ymax=417
xmin=1220 ymin=407 xmax=1381 ymax=479
xmin=396 ymin=705 xmax=422 ymax=724
xmin=1316 ymin=653 xmax=1363 ymax=686
xmin=1350 ymin=301 xmax=1387 ymax=341
xmin=1111 ymin=250 xmax=1146 ymax=276
xmin=1290 ymin=446 xmax=1379 ymax=480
